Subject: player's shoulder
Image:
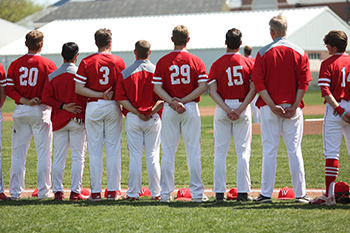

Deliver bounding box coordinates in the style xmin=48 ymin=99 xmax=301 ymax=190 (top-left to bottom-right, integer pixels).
xmin=259 ymin=37 xmax=305 ymax=57
xmin=122 ymin=60 xmax=155 ymax=79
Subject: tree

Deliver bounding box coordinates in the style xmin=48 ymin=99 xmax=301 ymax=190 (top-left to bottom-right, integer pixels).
xmin=0 ymin=0 xmax=43 ymax=23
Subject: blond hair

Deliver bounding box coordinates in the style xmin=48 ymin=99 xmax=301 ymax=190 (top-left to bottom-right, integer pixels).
xmin=269 ymin=15 xmax=287 ymax=36
xmin=172 ymin=25 xmax=189 ymax=46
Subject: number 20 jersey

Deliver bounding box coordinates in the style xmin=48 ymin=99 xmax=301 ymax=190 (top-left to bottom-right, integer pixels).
xmin=207 ymin=53 xmax=254 ymax=102
xmin=6 ymin=54 xmax=57 ymax=104
xmin=75 ymin=53 xmax=125 ymax=102
xmin=152 ymin=50 xmax=208 ymax=103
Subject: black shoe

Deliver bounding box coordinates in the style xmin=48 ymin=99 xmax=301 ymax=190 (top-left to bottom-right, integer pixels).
xmin=253 ymin=194 xmax=272 ymax=203
xmin=237 ymin=193 xmax=253 ymax=202
xmin=215 ymin=193 xmax=224 ymax=202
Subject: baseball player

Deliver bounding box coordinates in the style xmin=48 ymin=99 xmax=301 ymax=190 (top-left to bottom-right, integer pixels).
xmin=6 ymin=30 xmax=57 ymax=200
xmin=42 ymin=42 xmax=88 ymax=201
xmin=208 ymin=28 xmax=255 ymax=202
xmin=310 ymin=30 xmax=350 ymax=205
xmin=244 ymin=45 xmax=260 ymax=124
xmin=0 ymin=63 xmax=9 ymax=201
xmin=251 ymin=15 xmax=312 ymax=203
xmin=75 ymin=28 xmax=125 ymax=201
xmin=152 ymin=25 xmax=208 ymax=203
xmin=115 ymin=40 xmax=163 ymax=201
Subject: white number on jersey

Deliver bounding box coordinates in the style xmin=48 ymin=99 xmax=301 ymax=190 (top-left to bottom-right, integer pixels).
xmin=226 ymin=66 xmax=243 ymax=86
xmin=99 ymin=66 xmax=110 ymax=85
xmin=19 ymin=67 xmax=38 ymax=86
xmin=341 ymin=67 xmax=350 ymax=87
xmin=170 ymin=64 xmax=191 ymax=85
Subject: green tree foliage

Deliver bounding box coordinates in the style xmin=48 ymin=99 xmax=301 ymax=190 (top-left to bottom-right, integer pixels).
xmin=0 ymin=0 xmax=43 ymax=23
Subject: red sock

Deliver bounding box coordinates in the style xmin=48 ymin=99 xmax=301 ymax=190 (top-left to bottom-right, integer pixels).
xmin=325 ymin=159 xmax=339 ymax=197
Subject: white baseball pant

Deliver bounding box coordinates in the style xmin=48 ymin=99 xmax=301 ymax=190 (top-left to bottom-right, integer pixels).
xmin=125 ymin=112 xmax=161 ymax=198
xmin=260 ymin=104 xmax=306 ymax=198
xmin=251 ymin=95 xmax=260 ymax=123
xmin=85 ymin=100 xmax=122 ymax=193
xmin=52 ymin=120 xmax=87 ymax=194
xmin=160 ymin=102 xmax=205 ymax=200
xmin=9 ymin=104 xmax=52 ymax=199
xmin=0 ymin=112 xmax=4 ymax=194
xmin=213 ymin=99 xmax=252 ymax=193
xmin=323 ymin=100 xmax=350 ymax=160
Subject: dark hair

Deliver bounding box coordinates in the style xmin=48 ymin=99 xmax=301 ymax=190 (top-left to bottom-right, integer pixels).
xmin=324 ymin=30 xmax=348 ymax=53
xmin=95 ymin=28 xmax=112 ymax=48
xmin=62 ymin=42 xmax=79 ymax=62
xmin=135 ymin=40 xmax=150 ymax=59
xmin=172 ymin=25 xmax=189 ymax=46
xmin=244 ymin=45 xmax=252 ymax=56
xmin=226 ymin=28 xmax=242 ymax=50
xmin=25 ymin=30 xmax=44 ymax=50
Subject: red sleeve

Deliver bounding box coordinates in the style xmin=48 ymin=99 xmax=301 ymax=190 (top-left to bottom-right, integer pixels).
xmin=298 ymin=53 xmax=312 ymax=91
xmin=318 ymin=61 xmax=332 ymax=97
xmin=197 ymin=58 xmax=208 ymax=83
xmin=0 ymin=64 xmax=5 ymax=87
xmin=251 ymin=53 xmax=267 ymax=93
xmin=75 ymin=60 xmax=88 ymax=84
xmin=42 ymin=79 xmax=63 ymax=109
xmin=115 ymin=73 xmax=128 ymax=101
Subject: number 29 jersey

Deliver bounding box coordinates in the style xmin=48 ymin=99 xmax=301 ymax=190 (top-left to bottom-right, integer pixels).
xmin=75 ymin=52 xmax=125 ymax=101
xmin=207 ymin=53 xmax=253 ymax=102
xmin=318 ymin=53 xmax=350 ymax=102
xmin=152 ymin=50 xmax=208 ymax=103
xmin=6 ymin=54 xmax=57 ymax=104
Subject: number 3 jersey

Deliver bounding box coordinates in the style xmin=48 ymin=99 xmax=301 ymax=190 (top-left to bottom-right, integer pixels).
xmin=318 ymin=53 xmax=350 ymax=102
xmin=6 ymin=54 xmax=57 ymax=104
xmin=74 ymin=52 xmax=125 ymax=102
xmin=152 ymin=50 xmax=208 ymax=102
xmin=207 ymin=52 xmax=254 ymax=101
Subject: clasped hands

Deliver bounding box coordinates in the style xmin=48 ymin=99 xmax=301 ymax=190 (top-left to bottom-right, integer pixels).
xmin=169 ymin=97 xmax=186 ymax=114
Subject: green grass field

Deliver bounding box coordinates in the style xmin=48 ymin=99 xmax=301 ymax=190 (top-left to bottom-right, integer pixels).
xmin=1 ymin=90 xmax=349 ymax=232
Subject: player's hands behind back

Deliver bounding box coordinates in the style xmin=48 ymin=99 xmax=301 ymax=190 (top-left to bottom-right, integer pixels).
xmin=342 ymin=112 xmax=350 ymax=124
xmin=63 ymin=103 xmax=82 ymax=114
xmin=170 ymin=97 xmax=186 ymax=114
xmin=103 ymin=87 xmax=114 ymax=100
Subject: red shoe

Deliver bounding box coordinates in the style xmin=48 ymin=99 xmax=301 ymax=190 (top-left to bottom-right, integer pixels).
xmin=106 ymin=190 xmax=122 ymax=200
xmin=88 ymin=192 xmax=101 ymax=202
xmin=124 ymin=195 xmax=139 ymax=201
xmin=32 ymin=188 xmax=39 ymax=197
xmin=0 ymin=193 xmax=10 ymax=201
xmin=309 ymin=194 xmax=336 ymax=206
xmin=152 ymin=195 xmax=161 ymax=200
xmin=54 ymin=192 xmax=65 ymax=201
xmin=70 ymin=191 xmax=89 ymax=201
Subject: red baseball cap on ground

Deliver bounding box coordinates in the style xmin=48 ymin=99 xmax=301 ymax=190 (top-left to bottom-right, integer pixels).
xmin=278 ymin=187 xmax=295 ymax=200
xmin=335 ymin=181 xmax=349 ymax=196
xmin=139 ymin=187 xmax=152 ymax=197
xmin=104 ymin=188 xmax=121 ymax=198
xmin=227 ymin=188 xmax=238 ymax=200
xmin=32 ymin=188 xmax=39 ymax=197
xmin=81 ymin=187 xmax=90 ymax=197
xmin=175 ymin=187 xmax=192 ymax=201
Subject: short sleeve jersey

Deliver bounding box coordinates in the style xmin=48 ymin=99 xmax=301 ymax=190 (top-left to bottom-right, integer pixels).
xmin=0 ymin=63 xmax=6 ymax=87
xmin=318 ymin=53 xmax=350 ymax=102
xmin=207 ymin=53 xmax=253 ymax=101
xmin=152 ymin=50 xmax=208 ymax=103
xmin=6 ymin=54 xmax=57 ymax=104
xmin=115 ymin=60 xmax=159 ymax=116
xmin=251 ymin=37 xmax=312 ymax=108
xmin=42 ymin=63 xmax=87 ymax=131
xmin=74 ymin=53 xmax=125 ymax=102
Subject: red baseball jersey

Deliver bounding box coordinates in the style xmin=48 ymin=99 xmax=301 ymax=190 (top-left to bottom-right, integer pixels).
xmin=0 ymin=63 xmax=6 ymax=87
xmin=246 ymin=56 xmax=255 ymax=63
xmin=42 ymin=63 xmax=87 ymax=131
xmin=152 ymin=50 xmax=208 ymax=103
xmin=318 ymin=53 xmax=350 ymax=102
xmin=115 ymin=60 xmax=160 ymax=116
xmin=74 ymin=52 xmax=125 ymax=102
xmin=208 ymin=52 xmax=253 ymax=102
xmin=251 ymin=37 xmax=312 ymax=108
xmin=6 ymin=54 xmax=57 ymax=104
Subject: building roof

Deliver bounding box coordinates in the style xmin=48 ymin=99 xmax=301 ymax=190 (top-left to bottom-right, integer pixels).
xmin=0 ymin=19 xmax=30 ymax=48
xmin=35 ymin=0 xmax=227 ymax=23
xmin=1 ymin=6 xmax=349 ymax=56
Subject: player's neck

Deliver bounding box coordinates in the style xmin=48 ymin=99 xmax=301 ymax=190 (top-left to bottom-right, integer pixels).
xmin=98 ymin=46 xmax=111 ymax=53
xmin=227 ymin=48 xmax=239 ymax=53
xmin=174 ymin=44 xmax=187 ymax=51
xmin=27 ymin=50 xmax=40 ymax=55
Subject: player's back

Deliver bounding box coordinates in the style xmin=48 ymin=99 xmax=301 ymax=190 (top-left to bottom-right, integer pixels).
xmin=154 ymin=50 xmax=207 ymax=102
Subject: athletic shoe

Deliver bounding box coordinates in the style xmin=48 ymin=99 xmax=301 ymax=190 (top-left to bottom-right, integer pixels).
xmin=106 ymin=190 xmax=122 ymax=200
xmin=159 ymin=197 xmax=171 ymax=203
xmin=124 ymin=195 xmax=139 ymax=201
xmin=295 ymin=195 xmax=313 ymax=203
xmin=152 ymin=196 xmax=161 ymax=200
xmin=215 ymin=193 xmax=225 ymax=202
xmin=309 ymin=194 xmax=336 ymax=206
xmin=88 ymin=192 xmax=101 ymax=202
xmin=237 ymin=193 xmax=253 ymax=202
xmin=0 ymin=193 xmax=10 ymax=201
xmin=192 ymin=194 xmax=209 ymax=203
xmin=54 ymin=191 xmax=65 ymax=201
xmin=70 ymin=191 xmax=89 ymax=201
xmin=38 ymin=191 xmax=55 ymax=200
xmin=253 ymin=194 xmax=272 ymax=203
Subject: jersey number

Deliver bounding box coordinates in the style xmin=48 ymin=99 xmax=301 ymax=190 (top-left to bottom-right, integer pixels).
xmin=170 ymin=65 xmax=190 ymax=85
xmin=99 ymin=66 xmax=110 ymax=85
xmin=19 ymin=67 xmax=38 ymax=86
xmin=341 ymin=67 xmax=350 ymax=87
xmin=226 ymin=66 xmax=243 ymax=86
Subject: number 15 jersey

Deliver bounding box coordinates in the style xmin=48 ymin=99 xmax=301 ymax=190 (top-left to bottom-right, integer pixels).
xmin=152 ymin=50 xmax=207 ymax=102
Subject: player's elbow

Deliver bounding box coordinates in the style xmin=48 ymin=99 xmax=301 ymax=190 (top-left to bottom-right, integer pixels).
xmin=198 ymin=82 xmax=207 ymax=94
